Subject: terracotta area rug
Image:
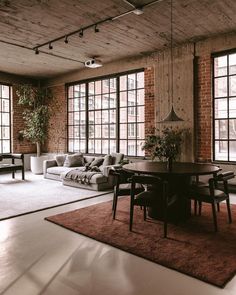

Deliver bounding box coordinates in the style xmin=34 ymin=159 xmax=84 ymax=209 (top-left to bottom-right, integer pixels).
xmin=45 ymin=198 xmax=236 ymax=288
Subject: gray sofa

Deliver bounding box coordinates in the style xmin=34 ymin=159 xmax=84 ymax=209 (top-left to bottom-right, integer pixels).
xmin=43 ymin=153 xmax=124 ymax=191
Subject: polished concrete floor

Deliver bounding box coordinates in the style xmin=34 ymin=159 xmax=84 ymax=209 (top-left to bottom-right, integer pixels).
xmin=0 ymin=173 xmax=236 ymax=295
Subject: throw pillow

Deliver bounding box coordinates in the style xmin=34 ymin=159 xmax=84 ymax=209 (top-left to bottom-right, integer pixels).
xmin=111 ymin=152 xmax=124 ymax=164
xmin=102 ymin=154 xmax=113 ymax=167
xmin=55 ymin=155 xmax=66 ymax=167
xmin=90 ymin=157 xmax=104 ymax=167
xmin=63 ymin=153 xmax=84 ymax=167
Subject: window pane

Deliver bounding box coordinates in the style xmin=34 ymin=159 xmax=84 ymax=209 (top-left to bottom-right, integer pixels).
xmin=229 ymin=53 xmax=236 ymax=75
xmin=120 ymin=108 xmax=127 ymax=123
xmin=110 ymin=140 xmax=116 ymax=153
xmin=2 ymin=99 xmax=9 ymax=112
xmin=137 ymin=72 xmax=144 ymax=88
xmin=89 ymin=125 xmax=94 ymax=138
xmin=68 ymin=99 xmax=74 ymax=112
xmin=120 ymin=140 xmax=127 ymax=155
xmin=214 ymin=141 xmax=228 ymax=161
xmin=102 ymin=110 xmax=109 ymax=123
xmin=215 ymin=120 xmax=227 ymax=139
xmin=95 ymin=125 xmax=101 ymax=138
xmin=214 ymin=99 xmax=227 ymax=118
xmin=110 ymin=124 xmax=116 ymax=138
xmin=95 ymin=140 xmax=101 ymax=153
xmin=120 ymin=92 xmax=127 ymax=107
xmin=229 ymin=141 xmax=236 ymax=161
xmin=102 ymin=140 xmax=109 ymax=154
xmin=102 ymin=79 xmax=109 ymax=93
xmin=95 ymin=95 xmax=101 ymax=109
xmin=137 ymin=140 xmax=145 ymax=156
xmin=2 ymin=127 xmax=9 ymax=139
xmin=2 ymin=113 xmax=9 ymax=125
xmin=120 ymin=124 xmax=127 ymax=139
xmin=88 ymin=82 xmax=95 ymax=95
xmin=128 ymin=74 xmax=136 ymax=90
xmin=89 ymin=111 xmax=94 ymax=123
xmin=214 ymin=56 xmax=227 ymax=77
xmin=229 ymin=119 xmax=236 ymax=139
xmin=68 ymin=86 xmax=73 ymax=98
xmin=137 ymin=89 xmax=144 ymax=105
xmin=95 ymin=81 xmax=102 ymax=94
xmin=88 ymin=96 xmax=95 ymax=110
xmin=214 ymin=77 xmax=227 ymax=98
xmin=120 ymin=75 xmax=127 ymax=91
xmin=110 ymin=93 xmax=116 ymax=108
xmin=110 ymin=78 xmax=117 ymax=92
xmin=229 ymin=97 xmax=236 ymax=118
xmin=95 ymin=111 xmax=101 ymax=124
xmin=88 ymin=140 xmax=94 ymax=153
xmin=109 ymin=110 xmax=116 ymax=123
xmin=2 ymin=86 xmax=9 ymax=99
xmin=137 ymin=106 xmax=145 ymax=122
xmin=137 ymin=123 xmax=145 ymax=139
xmin=2 ymin=140 xmax=10 ymax=153
xmin=128 ymin=140 xmax=136 ymax=155
xmin=229 ymin=76 xmax=236 ymax=96
xmin=102 ymin=125 xmax=109 ymax=138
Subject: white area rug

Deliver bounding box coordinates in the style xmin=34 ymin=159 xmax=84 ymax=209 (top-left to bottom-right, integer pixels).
xmin=0 ymin=172 xmax=111 ymax=220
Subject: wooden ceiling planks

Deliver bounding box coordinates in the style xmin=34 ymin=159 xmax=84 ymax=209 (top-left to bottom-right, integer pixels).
xmin=0 ymin=0 xmax=235 ymax=78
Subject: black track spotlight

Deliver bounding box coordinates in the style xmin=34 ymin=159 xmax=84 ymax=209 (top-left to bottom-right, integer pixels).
xmin=64 ymin=35 xmax=69 ymax=44
xmin=35 ymin=48 xmax=39 ymax=55
xmin=94 ymin=25 xmax=99 ymax=33
xmin=79 ymin=29 xmax=83 ymax=38
xmin=49 ymin=42 xmax=53 ymax=49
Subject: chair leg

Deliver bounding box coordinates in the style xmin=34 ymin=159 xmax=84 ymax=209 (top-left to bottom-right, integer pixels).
xmin=217 ymin=203 xmax=220 ymax=212
xmin=211 ymin=203 xmax=218 ymax=232
xmin=129 ymin=204 xmax=134 ymax=231
xmin=198 ymin=201 xmax=202 ymax=216
xmin=143 ymin=206 xmax=146 ymax=220
xmin=226 ymin=199 xmax=232 ymax=224
xmin=112 ymin=193 xmax=118 ymax=219
xmin=194 ymin=200 xmax=197 ymax=215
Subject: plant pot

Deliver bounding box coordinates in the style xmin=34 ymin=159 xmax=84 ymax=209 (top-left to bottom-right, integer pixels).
xmin=30 ymin=155 xmax=48 ymax=174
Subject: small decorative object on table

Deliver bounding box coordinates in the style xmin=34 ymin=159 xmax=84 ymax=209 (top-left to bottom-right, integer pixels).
xmin=142 ymin=127 xmax=187 ymax=171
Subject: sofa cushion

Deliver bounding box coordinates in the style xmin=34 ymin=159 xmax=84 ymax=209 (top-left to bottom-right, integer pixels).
xmin=89 ymin=174 xmax=108 ymax=184
xmin=55 ymin=154 xmax=66 ymax=166
xmin=84 ymin=156 xmax=95 ymax=164
xmin=90 ymin=157 xmax=104 ymax=167
xmin=102 ymin=154 xmax=113 ymax=166
xmin=64 ymin=153 xmax=84 ymax=167
xmin=111 ymin=152 xmax=124 ymax=164
xmin=47 ymin=166 xmax=84 ymax=175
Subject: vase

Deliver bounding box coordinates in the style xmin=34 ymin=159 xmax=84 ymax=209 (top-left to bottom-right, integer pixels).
xmin=167 ymin=157 xmax=173 ymax=172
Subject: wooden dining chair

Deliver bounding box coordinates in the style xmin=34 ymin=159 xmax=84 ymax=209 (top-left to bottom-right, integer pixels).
xmin=110 ymin=168 xmax=144 ymax=219
xmin=129 ymin=175 xmax=176 ymax=238
xmin=189 ymin=171 xmax=234 ymax=231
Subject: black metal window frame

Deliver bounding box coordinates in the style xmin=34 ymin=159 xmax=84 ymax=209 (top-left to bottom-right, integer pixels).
xmin=67 ymin=69 xmax=145 ymax=157
xmin=0 ymin=83 xmax=11 ymax=154
xmin=212 ymin=49 xmax=236 ymax=163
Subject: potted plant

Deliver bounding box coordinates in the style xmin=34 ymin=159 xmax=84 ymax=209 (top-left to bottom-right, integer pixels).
xmin=16 ymin=84 xmax=52 ymax=174
xmin=142 ymin=127 xmax=187 ymax=171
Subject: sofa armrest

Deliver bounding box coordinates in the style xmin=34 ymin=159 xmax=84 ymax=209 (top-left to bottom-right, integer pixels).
xmin=101 ymin=164 xmax=122 ymax=177
xmin=43 ymin=159 xmax=57 ymax=177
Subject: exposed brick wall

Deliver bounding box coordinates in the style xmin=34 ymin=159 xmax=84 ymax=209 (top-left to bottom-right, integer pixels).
xmin=11 ymin=85 xmax=36 ymax=153
xmin=196 ymin=54 xmax=212 ymax=162
xmin=144 ymin=67 xmax=155 ymax=136
xmin=45 ymin=85 xmax=67 ymax=153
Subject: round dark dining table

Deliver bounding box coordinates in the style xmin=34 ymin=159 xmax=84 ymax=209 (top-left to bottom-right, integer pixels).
xmin=123 ymin=161 xmax=221 ymax=221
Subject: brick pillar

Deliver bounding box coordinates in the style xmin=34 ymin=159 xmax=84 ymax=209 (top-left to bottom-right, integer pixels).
xmin=196 ymin=54 xmax=212 ymax=162
xmin=45 ymin=85 xmax=67 ymax=153
xmin=144 ymin=67 xmax=155 ymax=136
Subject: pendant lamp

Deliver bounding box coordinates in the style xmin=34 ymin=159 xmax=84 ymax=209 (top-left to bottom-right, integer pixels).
xmin=160 ymin=0 xmax=183 ymax=122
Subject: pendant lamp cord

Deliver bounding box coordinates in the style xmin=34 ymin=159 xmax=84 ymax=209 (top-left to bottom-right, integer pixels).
xmin=171 ymin=0 xmax=173 ymax=106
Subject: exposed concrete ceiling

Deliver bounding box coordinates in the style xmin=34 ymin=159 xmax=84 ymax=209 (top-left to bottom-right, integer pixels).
xmin=0 ymin=0 xmax=236 ymax=78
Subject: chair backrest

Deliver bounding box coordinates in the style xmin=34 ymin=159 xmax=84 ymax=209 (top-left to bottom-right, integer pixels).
xmin=209 ymin=171 xmax=234 ymax=195
xmin=131 ymin=175 xmax=168 ymax=193
xmin=110 ymin=168 xmax=134 ymax=185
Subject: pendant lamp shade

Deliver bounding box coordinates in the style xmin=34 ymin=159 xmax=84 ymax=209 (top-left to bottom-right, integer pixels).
xmin=161 ymin=105 xmax=183 ymax=122
xmin=159 ymin=0 xmax=184 ymax=123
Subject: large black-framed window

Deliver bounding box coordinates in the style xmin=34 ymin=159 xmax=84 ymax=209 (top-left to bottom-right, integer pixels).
xmin=67 ymin=70 xmax=145 ymax=157
xmin=0 ymin=84 xmax=11 ymax=153
xmin=213 ymin=50 xmax=236 ymax=162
